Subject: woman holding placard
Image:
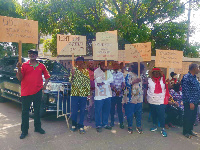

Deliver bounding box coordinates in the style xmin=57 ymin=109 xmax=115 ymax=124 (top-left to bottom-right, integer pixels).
xmin=147 ymin=68 xmax=169 ymax=137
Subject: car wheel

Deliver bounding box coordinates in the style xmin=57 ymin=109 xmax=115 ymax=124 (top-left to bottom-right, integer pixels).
xmin=29 ymin=101 xmax=47 ymax=118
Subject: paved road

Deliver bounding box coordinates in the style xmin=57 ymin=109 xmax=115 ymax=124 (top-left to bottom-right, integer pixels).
xmin=0 ymin=101 xmax=200 ymax=150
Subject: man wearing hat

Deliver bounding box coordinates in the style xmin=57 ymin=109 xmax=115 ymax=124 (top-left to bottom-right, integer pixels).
xmin=16 ymin=49 xmax=50 ymax=139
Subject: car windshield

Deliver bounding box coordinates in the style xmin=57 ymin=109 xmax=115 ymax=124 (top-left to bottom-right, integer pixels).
xmin=43 ymin=60 xmax=70 ymax=82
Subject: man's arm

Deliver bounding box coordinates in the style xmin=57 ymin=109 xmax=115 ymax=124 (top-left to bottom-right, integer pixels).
xmin=43 ymin=78 xmax=50 ymax=90
xmin=16 ymin=62 xmax=23 ymax=81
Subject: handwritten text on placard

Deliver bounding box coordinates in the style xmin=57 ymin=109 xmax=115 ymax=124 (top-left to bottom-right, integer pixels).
xmin=0 ymin=16 xmax=38 ymax=44
xmin=155 ymin=50 xmax=183 ymax=68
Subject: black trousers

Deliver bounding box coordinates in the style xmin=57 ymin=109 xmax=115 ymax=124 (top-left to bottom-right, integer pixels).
xmin=21 ymin=90 xmax=42 ymax=133
xmin=110 ymin=96 xmax=123 ymax=124
xmin=183 ymin=102 xmax=198 ymax=135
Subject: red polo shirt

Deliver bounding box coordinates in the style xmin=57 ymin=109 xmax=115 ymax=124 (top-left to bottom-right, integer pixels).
xmin=21 ymin=60 xmax=50 ymax=96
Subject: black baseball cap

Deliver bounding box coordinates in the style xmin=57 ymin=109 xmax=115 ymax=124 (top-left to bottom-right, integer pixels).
xmin=28 ymin=49 xmax=38 ymax=55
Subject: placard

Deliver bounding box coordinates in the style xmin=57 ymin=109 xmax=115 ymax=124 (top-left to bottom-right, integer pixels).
xmin=118 ymin=50 xmax=126 ymax=62
xmin=125 ymin=44 xmax=143 ymax=62
xmin=155 ymin=49 xmax=183 ymax=68
xmin=93 ymin=41 xmax=118 ymax=60
xmin=0 ymin=16 xmax=38 ymax=44
xmin=57 ymin=34 xmax=86 ymax=55
xmin=132 ymin=42 xmax=151 ymax=61
xmin=93 ymin=30 xmax=118 ymax=60
xmin=174 ymin=62 xmax=192 ymax=74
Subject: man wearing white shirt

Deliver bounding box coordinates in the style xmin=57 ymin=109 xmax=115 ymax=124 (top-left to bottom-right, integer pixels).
xmin=94 ymin=61 xmax=113 ymax=132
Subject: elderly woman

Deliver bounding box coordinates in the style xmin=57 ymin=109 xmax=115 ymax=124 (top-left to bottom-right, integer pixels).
xmin=123 ymin=63 xmax=145 ymax=134
xmin=147 ymin=68 xmax=169 ymax=137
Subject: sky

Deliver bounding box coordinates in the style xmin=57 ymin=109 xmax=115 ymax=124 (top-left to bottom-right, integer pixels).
xmin=17 ymin=0 xmax=199 ymax=44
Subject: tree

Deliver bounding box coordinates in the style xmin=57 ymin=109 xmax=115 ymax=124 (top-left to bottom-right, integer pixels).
xmin=22 ymin=0 xmax=199 ymax=57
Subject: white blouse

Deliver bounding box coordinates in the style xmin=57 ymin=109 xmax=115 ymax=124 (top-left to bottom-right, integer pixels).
xmin=147 ymin=78 xmax=166 ymax=105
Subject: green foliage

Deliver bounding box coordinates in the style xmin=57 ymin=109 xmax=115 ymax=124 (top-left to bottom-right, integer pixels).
xmin=43 ymin=33 xmax=57 ymax=57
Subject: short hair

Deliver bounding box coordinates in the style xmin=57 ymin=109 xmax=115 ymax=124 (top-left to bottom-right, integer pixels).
xmin=189 ymin=63 xmax=198 ymax=71
xmin=75 ymin=56 xmax=84 ymax=62
xmin=173 ymin=83 xmax=181 ymax=93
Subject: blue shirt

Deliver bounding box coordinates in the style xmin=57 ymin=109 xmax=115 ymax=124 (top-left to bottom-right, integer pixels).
xmin=181 ymin=72 xmax=200 ymax=104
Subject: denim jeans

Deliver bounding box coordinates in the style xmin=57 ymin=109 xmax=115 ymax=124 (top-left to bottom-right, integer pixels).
xmin=124 ymin=102 xmax=142 ymax=127
xmin=71 ymin=96 xmax=87 ymax=128
xmin=95 ymin=97 xmax=111 ymax=127
xmin=110 ymin=96 xmax=123 ymax=124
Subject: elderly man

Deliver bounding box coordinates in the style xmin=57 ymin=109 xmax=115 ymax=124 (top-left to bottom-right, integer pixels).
xmin=69 ymin=56 xmax=91 ymax=134
xmin=16 ymin=50 xmax=50 ymax=139
xmin=182 ymin=63 xmax=200 ymax=138
xmin=94 ymin=61 xmax=113 ymax=132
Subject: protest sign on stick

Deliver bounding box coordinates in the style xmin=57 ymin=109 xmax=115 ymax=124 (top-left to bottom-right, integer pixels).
xmin=155 ymin=49 xmax=183 ymax=79
xmin=125 ymin=44 xmax=143 ymax=77
xmin=57 ymin=34 xmax=86 ymax=67
xmin=131 ymin=42 xmax=151 ymax=61
xmin=0 ymin=16 xmax=38 ymax=63
xmin=93 ymin=30 xmax=118 ymax=64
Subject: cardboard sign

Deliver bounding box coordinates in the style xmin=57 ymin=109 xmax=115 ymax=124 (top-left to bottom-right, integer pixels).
xmin=132 ymin=42 xmax=151 ymax=61
xmin=125 ymin=44 xmax=143 ymax=62
xmin=174 ymin=62 xmax=192 ymax=74
xmin=96 ymin=30 xmax=117 ymax=42
xmin=57 ymin=34 xmax=86 ymax=55
xmin=0 ymin=16 xmax=38 ymax=44
xmin=155 ymin=49 xmax=183 ymax=68
xmin=93 ymin=30 xmax=118 ymax=61
xmin=118 ymin=50 xmax=126 ymax=62
xmin=92 ymin=41 xmax=118 ymax=60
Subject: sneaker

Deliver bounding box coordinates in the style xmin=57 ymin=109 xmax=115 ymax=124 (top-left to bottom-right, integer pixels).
xmin=128 ymin=127 xmax=133 ymax=134
xmin=70 ymin=126 xmax=77 ymax=132
xmin=190 ymin=131 xmax=198 ymax=137
xmin=104 ymin=125 xmax=112 ymax=130
xmin=136 ymin=127 xmax=143 ymax=134
xmin=184 ymin=133 xmax=192 ymax=139
xmin=150 ymin=126 xmax=157 ymax=132
xmin=110 ymin=122 xmax=114 ymax=127
xmin=120 ymin=123 xmax=124 ymax=129
xmin=161 ymin=129 xmax=167 ymax=137
xmin=79 ymin=128 xmax=86 ymax=134
xmin=34 ymin=128 xmax=45 ymax=134
xmin=20 ymin=133 xmax=28 ymax=139
xmin=96 ymin=127 xmax=102 ymax=133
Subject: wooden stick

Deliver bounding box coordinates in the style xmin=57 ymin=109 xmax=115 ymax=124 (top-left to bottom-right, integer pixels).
xmin=180 ymin=73 xmax=183 ymax=81
xmin=18 ymin=41 xmax=22 ymax=63
xmin=105 ymin=58 xmax=107 ymax=80
xmin=123 ymin=60 xmax=125 ymax=66
xmin=138 ymin=60 xmax=141 ymax=78
xmin=166 ymin=66 xmax=170 ymax=79
xmin=72 ymin=53 xmax=74 ymax=67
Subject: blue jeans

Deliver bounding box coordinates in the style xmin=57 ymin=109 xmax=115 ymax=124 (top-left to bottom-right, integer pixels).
xmin=150 ymin=104 xmax=166 ymax=128
xmin=95 ymin=97 xmax=111 ymax=127
xmin=71 ymin=96 xmax=87 ymax=128
xmin=110 ymin=96 xmax=123 ymax=124
xmin=124 ymin=103 xmax=142 ymax=127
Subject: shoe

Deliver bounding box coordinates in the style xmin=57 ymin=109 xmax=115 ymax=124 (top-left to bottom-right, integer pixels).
xmin=120 ymin=123 xmax=124 ymax=129
xmin=128 ymin=127 xmax=133 ymax=134
xmin=110 ymin=122 xmax=114 ymax=127
xmin=190 ymin=131 xmax=198 ymax=137
xmin=161 ymin=129 xmax=167 ymax=137
xmin=150 ymin=126 xmax=157 ymax=132
xmin=165 ymin=124 xmax=169 ymax=129
xmin=20 ymin=133 xmax=28 ymax=139
xmin=79 ymin=128 xmax=86 ymax=134
xmin=96 ymin=127 xmax=102 ymax=133
xmin=104 ymin=125 xmax=112 ymax=130
xmin=184 ymin=133 xmax=192 ymax=139
xmin=136 ymin=127 xmax=143 ymax=134
xmin=70 ymin=126 xmax=77 ymax=132
xmin=34 ymin=128 xmax=45 ymax=134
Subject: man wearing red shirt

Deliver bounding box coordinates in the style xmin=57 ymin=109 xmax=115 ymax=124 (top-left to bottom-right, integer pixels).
xmin=16 ymin=50 xmax=50 ymax=139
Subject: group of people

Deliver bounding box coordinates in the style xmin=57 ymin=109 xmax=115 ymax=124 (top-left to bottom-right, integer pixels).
xmin=16 ymin=50 xmax=200 ymax=140
xmin=68 ymin=56 xmax=200 ymax=138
